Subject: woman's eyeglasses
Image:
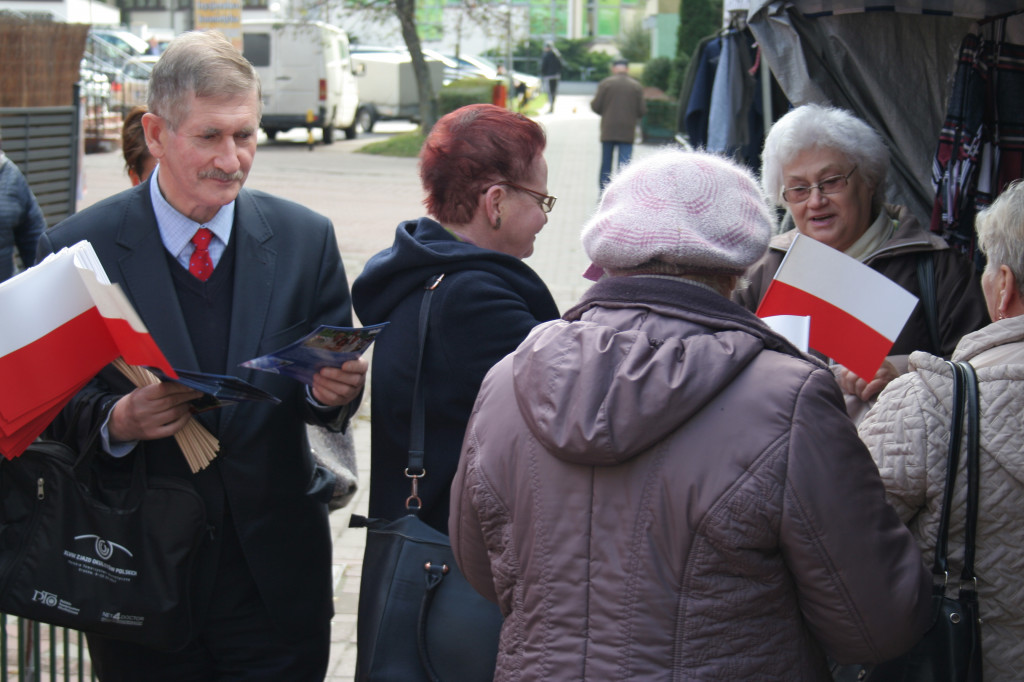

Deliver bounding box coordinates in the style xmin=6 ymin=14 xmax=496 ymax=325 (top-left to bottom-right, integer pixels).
xmin=484 ymin=181 xmax=557 ymax=213
xmin=782 ymin=165 xmax=858 ymax=204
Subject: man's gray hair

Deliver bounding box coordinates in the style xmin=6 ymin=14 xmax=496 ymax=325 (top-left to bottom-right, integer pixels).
xmin=148 ymin=30 xmax=261 ymax=129
xmin=976 ymin=179 xmax=1024 ymax=299
xmin=760 ymin=104 xmax=889 ymax=213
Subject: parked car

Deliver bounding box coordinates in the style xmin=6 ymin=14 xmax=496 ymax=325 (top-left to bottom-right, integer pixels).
xmin=90 ymin=28 xmax=148 ymax=57
xmin=444 ymin=53 xmax=539 ymax=94
xmin=242 ymin=20 xmax=361 ymax=143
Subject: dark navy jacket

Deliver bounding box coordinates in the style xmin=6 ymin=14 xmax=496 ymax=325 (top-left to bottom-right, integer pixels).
xmin=352 ymin=217 xmax=559 ymax=533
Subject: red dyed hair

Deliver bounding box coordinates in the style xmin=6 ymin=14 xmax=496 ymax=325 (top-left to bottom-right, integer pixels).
xmin=420 ymin=104 xmax=546 ymax=224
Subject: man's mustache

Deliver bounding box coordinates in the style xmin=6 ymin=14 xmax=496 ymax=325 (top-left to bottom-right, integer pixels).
xmin=199 ymin=169 xmax=245 ymax=182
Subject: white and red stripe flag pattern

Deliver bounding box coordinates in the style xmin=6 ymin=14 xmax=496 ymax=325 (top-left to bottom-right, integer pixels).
xmin=756 ymin=234 xmax=918 ymax=381
xmin=0 ymin=241 xmax=175 ymax=459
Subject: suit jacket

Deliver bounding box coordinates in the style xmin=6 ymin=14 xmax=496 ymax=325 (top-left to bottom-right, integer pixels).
xmin=37 ymin=179 xmax=355 ymax=640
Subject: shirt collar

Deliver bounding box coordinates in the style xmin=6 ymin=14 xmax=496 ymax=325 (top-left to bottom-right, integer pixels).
xmin=149 ymin=164 xmax=235 ymax=257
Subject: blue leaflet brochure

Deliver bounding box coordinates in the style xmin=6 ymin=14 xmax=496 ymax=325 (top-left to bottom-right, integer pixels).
xmin=240 ymin=323 xmax=389 ymax=385
xmin=147 ymin=367 xmax=281 ymax=413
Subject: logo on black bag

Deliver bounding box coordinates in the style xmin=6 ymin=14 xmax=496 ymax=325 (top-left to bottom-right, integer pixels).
xmin=74 ymin=534 xmax=133 ymax=560
xmin=31 ymin=590 xmax=81 ymax=615
xmin=63 ymin=535 xmax=139 ymax=584
xmin=32 ymin=590 xmax=58 ymax=607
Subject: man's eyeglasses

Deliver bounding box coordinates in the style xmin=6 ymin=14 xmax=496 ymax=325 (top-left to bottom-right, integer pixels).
xmin=484 ymin=181 xmax=557 ymax=213
xmin=781 ymin=165 xmax=858 ymax=204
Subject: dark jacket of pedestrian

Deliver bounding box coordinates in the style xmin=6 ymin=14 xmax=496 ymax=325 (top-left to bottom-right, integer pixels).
xmin=590 ymin=70 xmax=646 ymax=143
xmin=352 ymin=105 xmax=559 ymax=534
xmin=0 ymin=151 xmax=46 ymax=281
xmin=450 ymin=149 xmax=931 ymax=681
xmin=540 ymin=47 xmax=562 ymax=78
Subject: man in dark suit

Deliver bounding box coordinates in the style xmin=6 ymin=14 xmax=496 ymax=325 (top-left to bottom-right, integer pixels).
xmin=37 ymin=30 xmax=366 ymax=680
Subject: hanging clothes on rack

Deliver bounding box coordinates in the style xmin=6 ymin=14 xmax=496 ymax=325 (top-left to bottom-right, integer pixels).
xmin=678 ymin=23 xmax=789 ymax=171
xmin=930 ymin=15 xmax=1024 ymax=269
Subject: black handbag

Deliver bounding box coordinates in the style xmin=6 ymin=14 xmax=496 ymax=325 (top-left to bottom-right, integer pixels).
xmin=0 ymin=417 xmax=207 ymax=651
xmin=834 ymin=360 xmax=983 ymax=682
xmin=351 ymin=274 xmax=503 ymax=682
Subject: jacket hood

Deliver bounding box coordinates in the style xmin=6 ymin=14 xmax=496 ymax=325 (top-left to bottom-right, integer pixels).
xmin=352 ymin=217 xmax=540 ymax=324
xmin=510 ymin=276 xmax=815 ymax=466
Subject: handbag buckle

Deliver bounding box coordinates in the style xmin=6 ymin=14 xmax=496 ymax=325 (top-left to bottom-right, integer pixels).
xmin=405 ymin=468 xmax=425 ymax=510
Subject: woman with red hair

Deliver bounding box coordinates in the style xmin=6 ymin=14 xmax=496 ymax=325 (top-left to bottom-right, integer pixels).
xmin=352 ymin=104 xmax=560 ymax=534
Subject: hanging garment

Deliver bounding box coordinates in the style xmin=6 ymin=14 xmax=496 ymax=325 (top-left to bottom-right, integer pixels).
xmin=930 ymin=22 xmax=1024 ymax=269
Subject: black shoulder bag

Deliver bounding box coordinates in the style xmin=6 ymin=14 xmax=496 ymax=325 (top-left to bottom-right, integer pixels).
xmin=834 ymin=360 xmax=983 ymax=682
xmin=0 ymin=409 xmax=208 ymax=651
xmin=350 ymin=274 xmax=504 ymax=682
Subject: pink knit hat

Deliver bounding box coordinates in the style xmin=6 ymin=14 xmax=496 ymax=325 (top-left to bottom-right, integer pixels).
xmin=581 ymin=149 xmax=774 ymax=279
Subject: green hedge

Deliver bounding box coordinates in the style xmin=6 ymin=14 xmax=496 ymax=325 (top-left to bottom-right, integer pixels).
xmin=439 ymin=78 xmax=499 ymax=116
xmin=641 ymin=99 xmax=678 ymax=142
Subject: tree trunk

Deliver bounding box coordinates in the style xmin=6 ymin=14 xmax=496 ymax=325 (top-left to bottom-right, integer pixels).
xmin=394 ymin=0 xmax=439 ymax=132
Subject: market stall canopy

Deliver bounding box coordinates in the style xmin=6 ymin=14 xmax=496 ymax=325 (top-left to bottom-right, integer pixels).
xmin=746 ymin=1 xmax=1024 ymax=225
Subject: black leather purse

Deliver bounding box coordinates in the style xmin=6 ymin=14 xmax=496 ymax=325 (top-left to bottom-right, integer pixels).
xmin=351 ymin=274 xmax=503 ymax=682
xmin=834 ymin=360 xmax=983 ymax=682
xmin=0 ymin=417 xmax=208 ymax=651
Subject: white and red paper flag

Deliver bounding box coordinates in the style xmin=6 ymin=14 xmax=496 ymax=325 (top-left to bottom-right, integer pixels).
xmin=0 ymin=241 xmax=175 ymax=459
xmin=756 ymin=234 xmax=918 ymax=381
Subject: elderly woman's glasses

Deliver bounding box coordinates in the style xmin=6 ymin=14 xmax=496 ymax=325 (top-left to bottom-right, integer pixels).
xmin=484 ymin=181 xmax=557 ymax=213
xmin=782 ymin=165 xmax=858 ymax=204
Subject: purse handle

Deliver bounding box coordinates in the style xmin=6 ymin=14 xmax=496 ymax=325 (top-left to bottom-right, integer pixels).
xmin=405 ymin=274 xmax=445 ymax=512
xmin=936 ymin=361 xmax=980 ymax=593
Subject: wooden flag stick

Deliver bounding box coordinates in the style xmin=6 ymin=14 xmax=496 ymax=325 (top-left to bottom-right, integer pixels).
xmin=111 ymin=358 xmax=219 ymax=473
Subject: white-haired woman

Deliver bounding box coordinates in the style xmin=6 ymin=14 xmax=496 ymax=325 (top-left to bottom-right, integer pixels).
xmin=859 ymin=179 xmax=1024 ymax=680
xmin=734 ymin=104 xmax=987 ymax=420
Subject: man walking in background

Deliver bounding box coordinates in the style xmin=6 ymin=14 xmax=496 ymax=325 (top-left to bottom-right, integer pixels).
xmin=591 ymin=58 xmax=646 ymax=191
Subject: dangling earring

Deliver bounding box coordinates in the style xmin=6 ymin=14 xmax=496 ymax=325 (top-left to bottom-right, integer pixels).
xmin=493 ymin=216 xmax=502 ymax=230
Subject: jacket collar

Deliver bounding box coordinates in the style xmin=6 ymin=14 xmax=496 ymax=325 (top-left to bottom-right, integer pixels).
xmin=565 ymin=275 xmax=816 ymax=364
xmin=769 ymin=204 xmax=948 ymax=262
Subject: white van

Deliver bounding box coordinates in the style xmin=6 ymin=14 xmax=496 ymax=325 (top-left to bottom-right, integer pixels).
xmin=241 ymin=20 xmax=361 ymax=143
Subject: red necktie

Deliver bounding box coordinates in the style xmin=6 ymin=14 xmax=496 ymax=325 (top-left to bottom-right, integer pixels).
xmin=189 ymin=228 xmax=214 ymax=282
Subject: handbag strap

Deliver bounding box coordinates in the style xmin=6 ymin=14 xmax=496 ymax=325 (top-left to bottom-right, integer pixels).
xmin=405 ymin=274 xmax=445 ymax=511
xmin=959 ymin=360 xmax=980 ymax=590
xmin=936 ymin=360 xmax=982 ymax=591
xmin=934 ymin=361 xmax=968 ymax=578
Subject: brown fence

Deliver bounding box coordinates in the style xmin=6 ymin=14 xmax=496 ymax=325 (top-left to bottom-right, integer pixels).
xmin=0 ymin=15 xmax=88 ymax=108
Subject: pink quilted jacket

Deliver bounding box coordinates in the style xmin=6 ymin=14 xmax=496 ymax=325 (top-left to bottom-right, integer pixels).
xmin=451 ymin=276 xmax=932 ymax=681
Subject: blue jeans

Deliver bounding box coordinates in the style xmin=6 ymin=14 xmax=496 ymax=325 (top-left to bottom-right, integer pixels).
xmin=600 ymin=141 xmax=634 ymax=191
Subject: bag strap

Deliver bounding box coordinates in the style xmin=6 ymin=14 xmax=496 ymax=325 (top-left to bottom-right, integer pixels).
xmin=958 ymin=360 xmax=980 ymax=592
xmin=935 ymin=360 xmax=968 ymax=579
xmin=916 ymin=251 xmax=941 ymax=354
xmin=405 ymin=274 xmax=445 ymax=512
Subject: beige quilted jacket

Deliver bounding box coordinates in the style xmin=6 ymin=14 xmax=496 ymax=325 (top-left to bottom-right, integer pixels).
xmin=859 ymin=314 xmax=1024 ymax=681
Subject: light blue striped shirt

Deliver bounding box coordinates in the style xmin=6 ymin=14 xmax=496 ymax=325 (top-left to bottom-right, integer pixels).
xmin=149 ymin=164 xmax=234 ymax=269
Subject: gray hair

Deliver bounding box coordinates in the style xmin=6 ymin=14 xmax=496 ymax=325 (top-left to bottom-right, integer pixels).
xmin=148 ymin=30 xmax=261 ymax=129
xmin=976 ymin=179 xmax=1024 ymax=299
xmin=761 ymin=104 xmax=888 ymax=213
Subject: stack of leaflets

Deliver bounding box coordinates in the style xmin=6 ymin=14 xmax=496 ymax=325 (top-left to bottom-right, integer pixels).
xmin=241 ymin=323 xmax=388 ymax=384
